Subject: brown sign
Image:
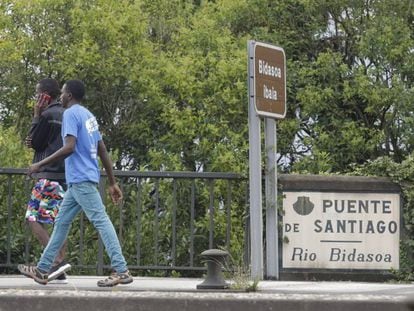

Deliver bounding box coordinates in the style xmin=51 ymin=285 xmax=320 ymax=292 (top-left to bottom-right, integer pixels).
xmin=254 ymin=43 xmax=286 ymax=119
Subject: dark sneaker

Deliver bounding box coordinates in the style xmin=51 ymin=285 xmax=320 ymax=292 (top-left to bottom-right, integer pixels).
xmin=48 ymin=261 xmax=71 ymax=282
xmin=18 ymin=264 xmax=48 ymax=285
xmin=97 ymin=270 xmax=133 ymax=287
xmin=48 ymin=272 xmax=68 ymax=284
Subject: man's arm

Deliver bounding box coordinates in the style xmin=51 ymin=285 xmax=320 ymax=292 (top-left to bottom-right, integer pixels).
xmin=97 ymin=140 xmax=123 ymax=204
xmin=97 ymin=140 xmax=116 ymax=185
xmin=28 ymin=135 xmax=76 ymax=175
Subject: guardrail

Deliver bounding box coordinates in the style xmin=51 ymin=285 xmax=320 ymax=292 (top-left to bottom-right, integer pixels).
xmin=0 ymin=168 xmax=248 ymax=276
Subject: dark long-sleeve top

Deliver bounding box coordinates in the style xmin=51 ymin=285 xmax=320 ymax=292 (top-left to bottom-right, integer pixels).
xmin=28 ymin=102 xmax=65 ymax=180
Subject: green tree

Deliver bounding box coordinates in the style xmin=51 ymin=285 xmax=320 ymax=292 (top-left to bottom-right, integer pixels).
xmin=0 ymin=126 xmax=33 ymax=270
xmin=0 ymin=125 xmax=32 ymax=167
xmin=289 ymin=0 xmax=414 ymax=172
xmin=2 ymin=0 xmax=414 ymax=276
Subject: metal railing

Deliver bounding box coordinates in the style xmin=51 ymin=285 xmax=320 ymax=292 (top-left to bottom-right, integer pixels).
xmin=0 ymin=168 xmax=248 ymax=276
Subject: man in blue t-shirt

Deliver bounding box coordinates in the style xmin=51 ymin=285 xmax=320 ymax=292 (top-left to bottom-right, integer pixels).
xmin=18 ymin=79 xmax=133 ymax=287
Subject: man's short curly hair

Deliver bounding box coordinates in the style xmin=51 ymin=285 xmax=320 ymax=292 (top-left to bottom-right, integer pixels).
xmin=64 ymin=80 xmax=85 ymax=101
xmin=38 ymin=78 xmax=60 ymax=99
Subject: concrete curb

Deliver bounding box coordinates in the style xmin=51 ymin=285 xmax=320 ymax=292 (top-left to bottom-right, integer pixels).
xmin=0 ymin=276 xmax=413 ymax=311
xmin=0 ymin=289 xmax=410 ymax=311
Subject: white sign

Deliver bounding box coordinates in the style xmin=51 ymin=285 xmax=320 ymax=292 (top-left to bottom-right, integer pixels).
xmin=283 ymin=192 xmax=400 ymax=270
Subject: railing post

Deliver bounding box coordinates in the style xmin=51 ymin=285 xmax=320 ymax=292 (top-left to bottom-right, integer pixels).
xmin=97 ymin=177 xmax=105 ymax=275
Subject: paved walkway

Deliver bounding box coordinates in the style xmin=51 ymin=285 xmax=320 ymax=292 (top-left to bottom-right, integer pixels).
xmin=0 ymin=274 xmax=412 ymax=294
xmin=1 ymin=275 xmax=414 ymax=311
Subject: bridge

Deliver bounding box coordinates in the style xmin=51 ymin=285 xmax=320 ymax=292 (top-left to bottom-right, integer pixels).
xmin=1 ymin=168 xmax=413 ymax=310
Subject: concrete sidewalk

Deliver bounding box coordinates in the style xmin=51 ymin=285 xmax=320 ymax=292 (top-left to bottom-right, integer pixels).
xmin=0 ymin=275 xmax=414 ymax=311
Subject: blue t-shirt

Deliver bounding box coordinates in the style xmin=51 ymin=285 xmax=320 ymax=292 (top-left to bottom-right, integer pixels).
xmin=62 ymin=104 xmax=102 ymax=184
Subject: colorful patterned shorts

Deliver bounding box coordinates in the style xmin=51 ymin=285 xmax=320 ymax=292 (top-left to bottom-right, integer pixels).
xmin=25 ymin=179 xmax=65 ymax=224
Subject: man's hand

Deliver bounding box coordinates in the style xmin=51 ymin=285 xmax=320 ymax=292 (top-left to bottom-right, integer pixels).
xmin=109 ymin=183 xmax=123 ymax=205
xmin=25 ymin=136 xmax=32 ymax=148
xmin=34 ymin=93 xmax=50 ymax=116
xmin=28 ymin=163 xmax=41 ymax=177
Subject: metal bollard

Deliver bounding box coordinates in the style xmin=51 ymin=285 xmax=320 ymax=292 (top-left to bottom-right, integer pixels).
xmin=197 ymin=249 xmax=230 ymax=289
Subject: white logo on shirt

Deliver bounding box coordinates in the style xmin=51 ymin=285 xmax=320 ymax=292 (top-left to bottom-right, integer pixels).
xmin=90 ymin=145 xmax=97 ymax=159
xmin=85 ymin=117 xmax=99 ymax=134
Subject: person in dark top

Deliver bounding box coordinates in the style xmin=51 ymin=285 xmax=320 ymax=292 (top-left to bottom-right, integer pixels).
xmin=24 ymin=78 xmax=71 ymax=283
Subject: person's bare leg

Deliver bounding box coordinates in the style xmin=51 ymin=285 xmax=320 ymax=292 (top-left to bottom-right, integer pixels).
xmin=28 ymin=221 xmax=67 ymax=265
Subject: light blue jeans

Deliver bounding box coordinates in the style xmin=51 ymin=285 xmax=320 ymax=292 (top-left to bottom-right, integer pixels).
xmin=37 ymin=181 xmax=128 ymax=273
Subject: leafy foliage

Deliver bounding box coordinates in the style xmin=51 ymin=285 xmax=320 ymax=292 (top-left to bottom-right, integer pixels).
xmin=2 ymin=0 xmax=414 ymax=277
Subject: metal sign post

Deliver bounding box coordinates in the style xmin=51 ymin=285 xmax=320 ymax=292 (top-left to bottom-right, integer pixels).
xmin=248 ymin=40 xmax=263 ymax=280
xmin=248 ymin=40 xmax=286 ymax=280
xmin=265 ymin=118 xmax=278 ymax=279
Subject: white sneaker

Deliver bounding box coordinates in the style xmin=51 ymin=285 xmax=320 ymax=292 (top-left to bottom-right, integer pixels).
xmin=48 ymin=262 xmax=71 ymax=282
xmin=48 ymin=273 xmax=68 ymax=284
